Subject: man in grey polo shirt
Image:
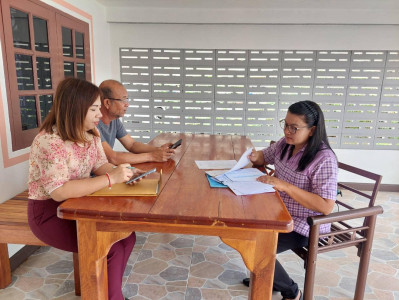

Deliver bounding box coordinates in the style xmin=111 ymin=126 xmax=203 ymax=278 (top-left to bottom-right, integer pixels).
xmin=98 ymin=79 xmax=175 ymax=164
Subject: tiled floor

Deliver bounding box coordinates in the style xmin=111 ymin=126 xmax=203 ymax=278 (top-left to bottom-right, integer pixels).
xmin=1 ymin=191 xmax=398 ymax=300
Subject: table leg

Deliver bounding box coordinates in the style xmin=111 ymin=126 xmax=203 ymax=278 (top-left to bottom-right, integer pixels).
xmin=222 ymin=231 xmax=278 ymax=300
xmin=0 ymin=243 xmax=11 ymax=288
xmin=77 ymin=220 xmax=131 ymax=300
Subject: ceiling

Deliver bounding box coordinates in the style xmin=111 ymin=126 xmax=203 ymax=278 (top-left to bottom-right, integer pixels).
xmin=95 ymin=0 xmax=399 ymax=10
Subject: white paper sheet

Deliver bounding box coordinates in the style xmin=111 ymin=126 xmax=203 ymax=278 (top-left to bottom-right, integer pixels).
xmin=228 ymin=148 xmax=252 ymax=172
xmin=226 ymin=181 xmax=275 ymax=196
xmin=195 ymin=160 xmax=237 ymax=170
xmin=224 ymin=168 xmax=264 ymax=182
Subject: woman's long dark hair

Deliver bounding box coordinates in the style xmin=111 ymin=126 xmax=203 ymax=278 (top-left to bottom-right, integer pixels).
xmin=281 ymin=100 xmax=333 ymax=171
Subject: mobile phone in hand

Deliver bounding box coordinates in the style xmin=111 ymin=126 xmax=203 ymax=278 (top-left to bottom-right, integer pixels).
xmin=126 ymin=168 xmax=156 ymax=184
xmin=169 ymin=139 xmax=182 ymax=149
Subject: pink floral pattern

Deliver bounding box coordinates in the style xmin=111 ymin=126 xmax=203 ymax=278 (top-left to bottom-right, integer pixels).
xmin=28 ymin=128 xmax=108 ymax=200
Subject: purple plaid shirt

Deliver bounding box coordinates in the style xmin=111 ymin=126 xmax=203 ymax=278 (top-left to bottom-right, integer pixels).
xmin=262 ymin=138 xmax=338 ymax=237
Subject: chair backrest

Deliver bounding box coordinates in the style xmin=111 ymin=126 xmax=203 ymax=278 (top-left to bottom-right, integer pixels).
xmin=337 ymin=162 xmax=382 ymax=209
xmin=325 ymin=162 xmax=382 ymax=252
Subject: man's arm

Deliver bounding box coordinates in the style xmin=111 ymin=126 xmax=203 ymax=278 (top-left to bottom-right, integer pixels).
xmin=102 ymin=135 xmax=174 ymax=165
xmin=119 ymin=134 xmax=159 ymax=153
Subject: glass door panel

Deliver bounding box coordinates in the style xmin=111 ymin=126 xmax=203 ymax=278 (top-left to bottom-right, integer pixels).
xmin=62 ymin=27 xmax=73 ymax=57
xmin=64 ymin=61 xmax=74 ymax=77
xmin=75 ymin=31 xmax=84 ymax=58
xmin=77 ymin=63 xmax=85 ymax=79
xmin=10 ymin=8 xmax=31 ymax=49
xmin=36 ymin=57 xmax=52 ymax=89
xmin=39 ymin=94 xmax=53 ymax=121
xmin=33 ymin=17 xmax=49 ymax=52
xmin=20 ymin=95 xmax=37 ymax=130
xmin=15 ymin=54 xmax=34 ymax=90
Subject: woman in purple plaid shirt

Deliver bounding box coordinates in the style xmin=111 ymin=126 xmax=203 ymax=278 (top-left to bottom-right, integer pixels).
xmin=242 ymin=100 xmax=338 ymax=300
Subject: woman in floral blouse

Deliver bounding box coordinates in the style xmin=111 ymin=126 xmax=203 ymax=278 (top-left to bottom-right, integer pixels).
xmin=28 ymin=78 xmax=144 ymax=300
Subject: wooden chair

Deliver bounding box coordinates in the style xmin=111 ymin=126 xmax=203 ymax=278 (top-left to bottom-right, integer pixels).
xmin=292 ymin=162 xmax=383 ymax=299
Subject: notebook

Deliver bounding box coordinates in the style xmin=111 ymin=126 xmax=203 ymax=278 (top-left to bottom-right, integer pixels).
xmin=90 ymin=172 xmax=161 ymax=196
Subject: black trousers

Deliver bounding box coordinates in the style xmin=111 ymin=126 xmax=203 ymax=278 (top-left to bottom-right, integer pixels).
xmin=274 ymin=231 xmax=308 ymax=299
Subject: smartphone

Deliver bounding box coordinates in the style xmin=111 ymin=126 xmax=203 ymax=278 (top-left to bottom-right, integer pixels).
xmin=126 ymin=168 xmax=156 ymax=184
xmin=169 ymin=139 xmax=182 ymax=149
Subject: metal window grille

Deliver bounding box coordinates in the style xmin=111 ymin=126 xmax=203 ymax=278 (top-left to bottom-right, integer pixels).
xmin=120 ymin=49 xmax=399 ymax=149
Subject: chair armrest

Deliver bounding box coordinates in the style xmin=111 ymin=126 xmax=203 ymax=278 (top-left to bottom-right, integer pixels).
xmin=307 ymin=205 xmax=384 ymax=226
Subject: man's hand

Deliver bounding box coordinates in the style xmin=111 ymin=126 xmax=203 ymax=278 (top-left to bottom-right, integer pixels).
xmin=160 ymin=143 xmax=173 ymax=150
xmin=151 ymin=147 xmax=174 ymax=162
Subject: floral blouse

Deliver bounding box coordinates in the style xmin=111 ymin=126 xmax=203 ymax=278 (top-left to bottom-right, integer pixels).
xmin=28 ymin=128 xmax=108 ymax=200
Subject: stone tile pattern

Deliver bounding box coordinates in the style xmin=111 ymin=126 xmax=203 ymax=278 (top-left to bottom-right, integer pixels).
xmin=0 ymin=192 xmax=398 ymax=299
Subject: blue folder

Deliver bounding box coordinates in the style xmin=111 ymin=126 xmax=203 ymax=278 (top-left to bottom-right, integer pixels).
xmin=206 ymin=174 xmax=227 ymax=188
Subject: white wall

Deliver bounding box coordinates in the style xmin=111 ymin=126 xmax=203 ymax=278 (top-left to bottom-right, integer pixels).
xmin=104 ymin=0 xmax=399 ymax=25
xmin=1 ymin=0 xmax=111 ymax=256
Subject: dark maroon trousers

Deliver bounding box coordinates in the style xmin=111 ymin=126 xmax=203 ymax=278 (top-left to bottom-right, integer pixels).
xmin=28 ymin=199 xmax=135 ymax=300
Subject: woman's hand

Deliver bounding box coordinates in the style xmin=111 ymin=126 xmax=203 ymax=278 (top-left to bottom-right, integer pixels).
xmin=256 ymin=175 xmax=286 ymax=192
xmin=126 ymin=168 xmax=147 ymax=186
xmin=248 ymin=149 xmax=265 ymax=166
xmin=108 ymin=163 xmax=134 ymax=184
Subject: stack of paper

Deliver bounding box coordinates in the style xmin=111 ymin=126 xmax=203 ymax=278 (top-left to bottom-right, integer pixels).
xmin=195 ymin=148 xmax=275 ymax=196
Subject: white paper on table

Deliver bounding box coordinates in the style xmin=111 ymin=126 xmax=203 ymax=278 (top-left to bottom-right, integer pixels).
xmin=226 ymin=181 xmax=275 ymax=196
xmin=225 ymin=168 xmax=265 ymax=182
xmin=195 ymin=160 xmax=237 ymax=170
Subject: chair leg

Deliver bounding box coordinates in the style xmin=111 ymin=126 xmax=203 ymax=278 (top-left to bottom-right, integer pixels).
xmin=0 ymin=243 xmax=12 ymax=288
xmin=73 ymin=252 xmax=81 ymax=296
xmin=303 ymin=248 xmax=317 ymax=300
xmin=303 ymin=225 xmax=321 ymax=300
xmin=354 ymin=215 xmax=377 ymax=300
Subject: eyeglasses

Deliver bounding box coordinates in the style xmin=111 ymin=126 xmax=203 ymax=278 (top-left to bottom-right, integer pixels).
xmin=279 ymin=119 xmax=309 ymax=134
xmin=108 ymin=97 xmax=131 ymax=104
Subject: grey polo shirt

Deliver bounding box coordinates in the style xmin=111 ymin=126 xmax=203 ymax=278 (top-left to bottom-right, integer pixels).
xmin=97 ymin=119 xmax=128 ymax=148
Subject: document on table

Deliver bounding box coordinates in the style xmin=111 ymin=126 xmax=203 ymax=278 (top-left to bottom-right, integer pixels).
xmin=196 ymin=148 xmax=252 ymax=171
xmin=226 ymin=181 xmax=275 ymax=196
xmin=225 ymin=168 xmax=265 ymax=182
xmin=213 ymin=148 xmax=253 ymax=182
xmin=195 ymin=160 xmax=237 ymax=170
xmin=200 ymin=148 xmax=275 ymax=195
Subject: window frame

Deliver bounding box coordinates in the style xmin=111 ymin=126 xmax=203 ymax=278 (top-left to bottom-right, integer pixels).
xmin=0 ymin=0 xmax=91 ymax=151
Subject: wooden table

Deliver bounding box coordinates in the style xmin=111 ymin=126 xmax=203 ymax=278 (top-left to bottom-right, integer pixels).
xmin=58 ymin=133 xmax=293 ymax=300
